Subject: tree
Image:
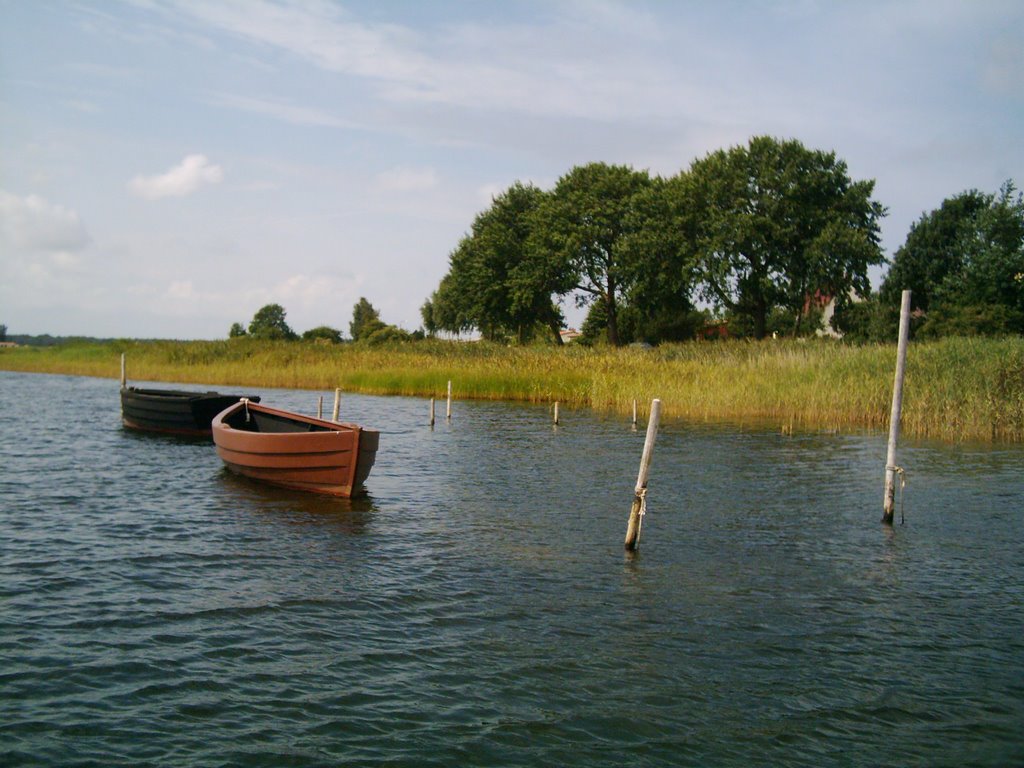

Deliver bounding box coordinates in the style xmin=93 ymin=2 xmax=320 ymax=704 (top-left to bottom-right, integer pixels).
xmin=349 ymin=298 xmax=412 ymax=343
xmin=420 ymin=297 xmax=438 ymax=337
xmin=617 ymin=174 xmax=701 ymax=342
xmin=350 ymin=297 xmax=383 ymax=341
xmin=228 ymin=322 xmax=247 ymax=338
xmin=430 ymin=183 xmax=568 ymax=343
xmin=881 ymin=189 xmax=990 ymax=312
xmin=302 ymin=325 xmax=343 ymax=343
xmin=248 ymin=303 xmax=296 ymax=340
xmin=925 ymin=181 xmax=1024 ymax=335
xmin=0 ymin=324 xmax=6 ymax=342
xmin=531 ymin=163 xmax=654 ymax=346
xmin=686 ymin=136 xmax=886 ymax=339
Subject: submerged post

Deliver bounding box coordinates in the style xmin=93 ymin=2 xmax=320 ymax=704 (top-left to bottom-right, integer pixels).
xmin=120 ymin=353 xmax=126 ymax=388
xmin=332 ymin=388 xmax=341 ymax=422
xmin=883 ymin=290 xmax=912 ymax=525
xmin=430 ymin=398 xmax=436 ymax=427
xmin=625 ymin=398 xmax=661 ymax=551
xmin=446 ymin=380 xmax=452 ymax=420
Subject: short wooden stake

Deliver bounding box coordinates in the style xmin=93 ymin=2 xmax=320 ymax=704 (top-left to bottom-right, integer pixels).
xmin=430 ymin=398 xmax=436 ymax=427
xmin=883 ymin=289 xmax=912 ymax=525
xmin=553 ymin=401 xmax=560 ymax=425
xmin=332 ymin=388 xmax=341 ymax=422
xmin=120 ymin=353 xmax=126 ymax=388
xmin=446 ymin=380 xmax=452 ymax=420
xmin=625 ymin=398 xmax=661 ymax=551
xmin=317 ymin=396 xmax=323 ymax=419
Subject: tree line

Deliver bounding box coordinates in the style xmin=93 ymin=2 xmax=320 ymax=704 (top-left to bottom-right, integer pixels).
xmin=229 ymin=297 xmax=420 ymax=344
xmin=423 ymin=135 xmax=1023 ymax=344
xmin=229 ymin=135 xmax=1022 ymax=346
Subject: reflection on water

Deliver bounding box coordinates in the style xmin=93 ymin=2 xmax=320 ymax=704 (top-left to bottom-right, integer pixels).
xmin=1 ymin=370 xmax=1022 ymax=767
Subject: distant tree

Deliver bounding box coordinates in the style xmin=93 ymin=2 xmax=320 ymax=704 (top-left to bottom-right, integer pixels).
xmin=248 ymin=303 xmax=297 ymax=340
xmin=685 ymin=136 xmax=886 ymax=339
xmin=420 ymin=297 xmax=438 ymax=337
xmin=364 ymin=324 xmax=411 ymax=344
xmin=531 ymin=163 xmax=654 ymax=346
xmin=302 ymin=325 xmax=343 ymax=343
xmin=350 ymin=297 xmax=382 ymax=341
xmin=228 ymin=322 xmax=247 ymax=338
xmin=350 ymin=297 xmax=411 ymax=343
xmin=881 ymin=189 xmax=990 ymax=312
xmin=0 ymin=324 xmax=6 ymax=342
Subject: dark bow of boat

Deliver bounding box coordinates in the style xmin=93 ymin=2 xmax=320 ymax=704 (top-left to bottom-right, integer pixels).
xmin=121 ymin=386 xmax=261 ymax=437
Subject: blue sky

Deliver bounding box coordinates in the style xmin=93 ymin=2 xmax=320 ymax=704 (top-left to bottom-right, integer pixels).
xmin=1 ymin=0 xmax=1021 ymax=339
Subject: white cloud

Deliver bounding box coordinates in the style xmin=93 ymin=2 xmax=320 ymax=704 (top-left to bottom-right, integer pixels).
xmin=129 ymin=154 xmax=224 ymax=199
xmin=374 ymin=167 xmax=439 ymax=193
xmin=0 ymin=189 xmax=90 ymax=252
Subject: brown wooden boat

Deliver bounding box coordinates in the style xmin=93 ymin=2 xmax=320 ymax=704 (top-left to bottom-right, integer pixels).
xmin=211 ymin=399 xmax=379 ymax=497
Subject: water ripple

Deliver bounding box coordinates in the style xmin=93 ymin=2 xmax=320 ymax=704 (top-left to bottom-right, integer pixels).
xmin=1 ymin=372 xmax=1023 ymax=766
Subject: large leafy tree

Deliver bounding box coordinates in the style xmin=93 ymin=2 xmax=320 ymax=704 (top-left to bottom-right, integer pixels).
xmin=531 ymin=163 xmax=654 ymax=346
xmin=617 ymin=174 xmax=701 ymax=342
xmin=431 ymin=183 xmax=569 ymax=343
xmin=881 ymin=189 xmax=990 ymax=312
xmin=925 ymin=181 xmax=1024 ymax=335
xmin=248 ymin=303 xmax=296 ymax=340
xmin=686 ymin=136 xmax=885 ymax=339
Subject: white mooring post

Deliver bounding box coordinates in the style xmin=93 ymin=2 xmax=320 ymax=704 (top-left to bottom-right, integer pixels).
xmin=883 ymin=289 xmax=912 ymax=525
xmin=632 ymin=399 xmax=638 ymax=429
xmin=446 ymin=380 xmax=452 ymax=420
xmin=332 ymin=388 xmax=341 ymax=422
xmin=625 ymin=398 xmax=661 ymax=551
xmin=120 ymin=353 xmax=126 ymax=388
xmin=553 ymin=401 xmax=560 ymax=426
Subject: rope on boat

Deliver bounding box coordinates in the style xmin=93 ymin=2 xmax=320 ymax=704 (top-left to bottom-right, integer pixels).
xmin=887 ymin=464 xmax=907 ymax=524
xmin=241 ymin=397 xmax=251 ymax=423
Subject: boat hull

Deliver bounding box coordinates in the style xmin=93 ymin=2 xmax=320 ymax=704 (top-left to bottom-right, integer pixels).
xmin=212 ymin=401 xmax=378 ymax=497
xmin=121 ymin=387 xmax=260 ymax=437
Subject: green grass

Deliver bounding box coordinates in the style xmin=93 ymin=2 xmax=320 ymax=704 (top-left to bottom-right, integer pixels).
xmin=3 ymin=336 xmax=1022 ymax=442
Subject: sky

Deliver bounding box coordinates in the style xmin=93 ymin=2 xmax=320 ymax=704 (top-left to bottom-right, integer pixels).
xmin=1 ymin=0 xmax=1022 ymax=339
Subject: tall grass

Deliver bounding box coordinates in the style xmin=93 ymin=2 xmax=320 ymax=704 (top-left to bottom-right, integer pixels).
xmin=3 ymin=336 xmax=1022 ymax=441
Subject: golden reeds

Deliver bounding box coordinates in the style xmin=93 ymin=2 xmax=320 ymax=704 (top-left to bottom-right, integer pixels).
xmin=3 ymin=336 xmax=1022 ymax=442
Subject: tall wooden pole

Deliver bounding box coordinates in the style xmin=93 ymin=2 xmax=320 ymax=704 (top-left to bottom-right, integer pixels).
xmin=553 ymin=401 xmax=559 ymax=425
xmin=883 ymin=289 xmax=912 ymax=525
xmin=446 ymin=380 xmax=452 ymax=420
xmin=317 ymin=396 xmax=323 ymax=420
xmin=625 ymin=398 xmax=661 ymax=551
xmin=120 ymin=353 xmax=126 ymax=388
xmin=332 ymin=388 xmax=341 ymax=422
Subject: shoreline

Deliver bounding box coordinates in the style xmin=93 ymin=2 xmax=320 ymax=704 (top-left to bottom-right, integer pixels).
xmin=2 ymin=336 xmax=1022 ymax=443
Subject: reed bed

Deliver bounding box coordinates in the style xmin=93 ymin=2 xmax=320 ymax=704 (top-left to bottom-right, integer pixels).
xmin=3 ymin=336 xmax=1022 ymax=442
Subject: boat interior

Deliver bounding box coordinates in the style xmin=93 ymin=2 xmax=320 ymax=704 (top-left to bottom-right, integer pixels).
xmin=224 ymin=407 xmax=336 ymax=434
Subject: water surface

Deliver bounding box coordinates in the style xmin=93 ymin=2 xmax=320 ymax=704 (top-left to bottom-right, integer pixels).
xmin=1 ymin=371 xmax=1022 ymax=766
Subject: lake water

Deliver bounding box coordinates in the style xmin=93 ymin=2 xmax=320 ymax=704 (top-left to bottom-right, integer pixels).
xmin=1 ymin=370 xmax=1022 ymax=767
